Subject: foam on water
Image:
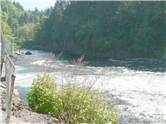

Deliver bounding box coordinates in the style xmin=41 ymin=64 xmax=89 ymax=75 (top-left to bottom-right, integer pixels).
xmin=15 ymin=50 xmax=166 ymax=124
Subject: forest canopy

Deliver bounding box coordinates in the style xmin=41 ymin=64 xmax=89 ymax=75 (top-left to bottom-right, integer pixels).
xmin=34 ymin=1 xmax=166 ymax=59
xmin=1 ymin=1 xmax=166 ymax=59
xmin=1 ymin=0 xmax=52 ymax=45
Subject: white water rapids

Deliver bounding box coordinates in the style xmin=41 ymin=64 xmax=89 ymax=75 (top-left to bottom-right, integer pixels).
xmin=14 ymin=50 xmax=166 ymax=124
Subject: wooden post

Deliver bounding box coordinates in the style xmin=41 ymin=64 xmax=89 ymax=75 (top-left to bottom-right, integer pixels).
xmin=7 ymin=74 xmax=16 ymax=124
xmin=5 ymin=58 xmax=10 ymax=124
xmin=5 ymin=56 xmax=15 ymax=124
xmin=1 ymin=31 xmax=15 ymax=124
xmin=1 ymin=32 xmax=5 ymax=77
xmin=0 ymin=58 xmax=4 ymax=77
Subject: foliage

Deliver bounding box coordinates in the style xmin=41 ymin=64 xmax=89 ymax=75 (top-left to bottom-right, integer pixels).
xmin=34 ymin=1 xmax=165 ymax=59
xmin=2 ymin=1 xmax=165 ymax=59
xmin=27 ymin=74 xmax=118 ymax=124
xmin=1 ymin=13 xmax=14 ymax=42
xmin=58 ymin=84 xmax=118 ymax=124
xmin=17 ymin=23 xmax=35 ymax=45
xmin=1 ymin=0 xmax=52 ymax=45
xmin=27 ymin=74 xmax=61 ymax=116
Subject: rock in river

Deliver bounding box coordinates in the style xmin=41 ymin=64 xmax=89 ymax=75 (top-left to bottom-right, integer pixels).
xmin=25 ymin=51 xmax=32 ymax=55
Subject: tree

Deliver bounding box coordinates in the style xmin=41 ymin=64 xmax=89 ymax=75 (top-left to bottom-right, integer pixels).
xmin=34 ymin=1 xmax=165 ymax=59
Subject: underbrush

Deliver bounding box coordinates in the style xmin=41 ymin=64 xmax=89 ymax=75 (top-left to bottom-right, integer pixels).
xmin=27 ymin=74 xmax=61 ymax=116
xmin=27 ymin=74 xmax=118 ymax=124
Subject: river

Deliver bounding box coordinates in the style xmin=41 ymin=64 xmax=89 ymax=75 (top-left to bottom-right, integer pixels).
xmin=14 ymin=49 xmax=166 ymax=124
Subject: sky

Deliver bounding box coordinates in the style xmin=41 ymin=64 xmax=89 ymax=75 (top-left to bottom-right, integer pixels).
xmin=11 ymin=0 xmax=56 ymax=10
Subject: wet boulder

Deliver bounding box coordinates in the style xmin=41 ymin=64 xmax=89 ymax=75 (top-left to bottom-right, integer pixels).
xmin=25 ymin=51 xmax=32 ymax=55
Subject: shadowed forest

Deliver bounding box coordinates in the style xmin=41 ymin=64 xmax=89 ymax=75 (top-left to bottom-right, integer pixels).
xmin=1 ymin=1 xmax=166 ymax=59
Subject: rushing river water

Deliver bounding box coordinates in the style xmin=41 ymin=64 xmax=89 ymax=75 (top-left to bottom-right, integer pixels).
xmin=14 ymin=50 xmax=166 ymax=124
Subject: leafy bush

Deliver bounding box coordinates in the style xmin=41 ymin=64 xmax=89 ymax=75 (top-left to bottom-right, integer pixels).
xmin=27 ymin=74 xmax=118 ymax=124
xmin=27 ymin=74 xmax=62 ymax=116
xmin=58 ymin=84 xmax=118 ymax=124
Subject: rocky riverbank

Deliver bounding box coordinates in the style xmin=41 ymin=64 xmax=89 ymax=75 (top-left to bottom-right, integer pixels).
xmin=1 ymin=88 xmax=59 ymax=124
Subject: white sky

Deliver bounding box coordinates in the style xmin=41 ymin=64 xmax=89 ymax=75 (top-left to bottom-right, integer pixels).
xmin=11 ymin=0 xmax=56 ymax=10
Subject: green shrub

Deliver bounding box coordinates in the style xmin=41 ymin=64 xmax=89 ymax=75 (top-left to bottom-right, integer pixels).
xmin=27 ymin=74 xmax=62 ymax=116
xmin=27 ymin=75 xmax=118 ymax=124
xmin=58 ymin=84 xmax=118 ymax=124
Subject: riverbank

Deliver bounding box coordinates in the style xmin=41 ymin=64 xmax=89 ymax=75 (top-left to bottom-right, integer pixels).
xmin=22 ymin=44 xmax=166 ymax=64
xmin=13 ymin=108 xmax=59 ymax=124
xmin=8 ymin=88 xmax=60 ymax=124
xmin=0 ymin=89 xmax=58 ymax=124
xmin=16 ymin=48 xmax=166 ymax=72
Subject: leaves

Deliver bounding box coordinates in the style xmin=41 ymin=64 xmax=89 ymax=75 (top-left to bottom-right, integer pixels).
xmin=35 ymin=1 xmax=165 ymax=59
xmin=27 ymin=74 xmax=61 ymax=116
xmin=27 ymin=75 xmax=118 ymax=124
